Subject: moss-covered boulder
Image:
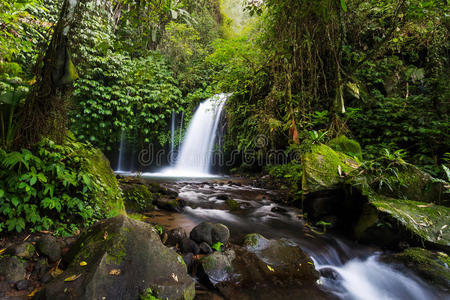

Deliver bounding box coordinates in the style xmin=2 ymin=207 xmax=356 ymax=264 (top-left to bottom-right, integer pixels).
xmin=36 ymin=215 xmax=195 ymax=300
xmin=121 ymin=183 xmax=155 ymax=212
xmin=382 ymin=247 xmax=450 ymax=292
xmin=327 ymin=135 xmax=362 ymax=159
xmin=82 ymin=148 xmax=125 ymax=215
xmin=354 ymin=193 xmax=450 ymax=249
xmin=302 ymin=144 xmax=360 ymax=194
xmin=374 ymin=163 xmax=449 ymax=206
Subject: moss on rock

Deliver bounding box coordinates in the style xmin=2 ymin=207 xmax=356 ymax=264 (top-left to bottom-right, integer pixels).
xmin=302 ymin=144 xmax=360 ymax=193
xmin=328 ymin=135 xmax=362 ymax=159
xmin=122 ymin=184 xmax=155 ymax=212
xmin=82 ymin=148 xmax=125 ymax=216
xmin=384 ymin=247 xmax=450 ymax=291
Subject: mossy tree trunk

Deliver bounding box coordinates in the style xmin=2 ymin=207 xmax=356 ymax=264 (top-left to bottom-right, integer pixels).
xmin=13 ymin=0 xmax=87 ymax=149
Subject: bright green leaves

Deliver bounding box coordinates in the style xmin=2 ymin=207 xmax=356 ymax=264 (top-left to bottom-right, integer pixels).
xmin=0 ymin=138 xmax=110 ymax=235
xmin=340 ymin=0 xmax=347 ymax=13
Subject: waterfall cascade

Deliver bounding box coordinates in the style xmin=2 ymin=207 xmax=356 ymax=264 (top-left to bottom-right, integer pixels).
xmin=116 ymin=130 xmax=126 ymax=172
xmin=143 ymin=93 xmax=229 ymax=177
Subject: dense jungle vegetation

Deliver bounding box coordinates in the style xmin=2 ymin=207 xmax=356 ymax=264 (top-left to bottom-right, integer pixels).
xmin=0 ymin=0 xmax=448 ymax=235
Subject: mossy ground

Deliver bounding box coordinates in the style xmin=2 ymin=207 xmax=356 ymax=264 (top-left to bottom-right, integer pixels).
xmin=328 ymin=135 xmax=362 ymax=159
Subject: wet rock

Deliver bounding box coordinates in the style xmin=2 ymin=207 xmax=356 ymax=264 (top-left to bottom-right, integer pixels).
xmin=190 ymin=222 xmax=230 ymax=246
xmin=225 ymin=199 xmax=240 ymax=210
xmin=200 ymin=234 xmax=325 ymax=300
xmin=36 ymin=215 xmax=195 ymax=300
xmin=147 ymin=182 xmax=178 ymax=198
xmin=180 ymin=238 xmax=200 ymax=255
xmin=271 ymin=206 xmax=287 ymax=214
xmin=319 ymin=267 xmax=342 ymax=281
xmin=243 ymin=233 xmax=319 ymax=281
xmin=0 ymin=256 xmax=26 ymax=283
xmin=34 ymin=259 xmax=49 ymax=280
xmin=15 ymin=279 xmax=32 ymax=291
xmin=182 ymin=253 xmax=194 ymax=270
xmin=216 ymin=194 xmax=231 ymax=201
xmin=6 ymin=242 xmax=35 ymax=259
xmin=199 ymin=242 xmax=213 ymax=254
xmin=381 ymin=247 xmax=450 ymax=292
xmin=200 ymin=250 xmax=236 ymax=284
xmin=155 ymin=196 xmax=184 ymax=211
xmin=37 ymin=235 xmax=61 ymax=263
xmin=166 ymin=227 xmax=187 ymax=246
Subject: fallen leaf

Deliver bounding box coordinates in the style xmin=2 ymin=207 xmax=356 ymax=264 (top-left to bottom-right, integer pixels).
xmin=104 ymin=231 xmax=108 ymax=240
xmin=109 ymin=269 xmax=121 ymax=276
xmin=307 ymin=262 xmax=313 ymax=265
xmin=338 ymin=165 xmax=342 ymax=176
xmin=441 ymin=225 xmax=448 ymax=231
xmin=28 ymin=287 xmax=43 ymax=297
xmin=172 ymin=273 xmax=178 ymax=282
xmin=267 ymin=265 xmax=275 ymax=272
xmin=80 ymin=261 xmax=87 ymax=266
xmin=0 ymin=248 xmax=6 ymax=254
xmin=23 ymin=234 xmax=31 ymax=241
xmin=51 ymin=267 xmax=64 ymax=278
xmin=64 ymin=274 xmax=81 ymax=282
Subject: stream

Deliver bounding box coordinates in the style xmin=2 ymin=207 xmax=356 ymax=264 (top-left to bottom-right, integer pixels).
xmin=142 ymin=177 xmax=444 ymax=300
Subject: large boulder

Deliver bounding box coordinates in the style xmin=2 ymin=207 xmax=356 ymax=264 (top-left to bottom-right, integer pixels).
xmin=354 ymin=194 xmax=450 ymax=250
xmin=200 ymin=234 xmax=326 ymax=300
xmin=36 ymin=215 xmax=195 ymax=300
xmin=190 ymin=222 xmax=230 ymax=246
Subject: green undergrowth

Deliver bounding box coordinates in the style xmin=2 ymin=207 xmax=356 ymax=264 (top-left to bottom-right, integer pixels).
xmin=0 ymin=136 xmax=124 ymax=236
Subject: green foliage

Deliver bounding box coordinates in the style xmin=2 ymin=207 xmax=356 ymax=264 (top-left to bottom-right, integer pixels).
xmin=140 ymin=288 xmax=161 ymax=300
xmin=123 ymin=185 xmax=155 ymax=212
xmin=0 ymin=137 xmax=121 ymax=236
xmin=211 ymin=241 xmax=223 ymax=252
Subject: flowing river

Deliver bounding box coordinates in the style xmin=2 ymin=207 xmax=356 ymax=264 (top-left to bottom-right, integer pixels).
xmin=141 ymin=178 xmax=445 ymax=300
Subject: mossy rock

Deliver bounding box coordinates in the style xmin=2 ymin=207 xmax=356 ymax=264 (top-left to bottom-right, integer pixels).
xmin=37 ymin=215 xmax=195 ymax=300
xmin=302 ymin=144 xmax=360 ymax=193
xmin=225 ymin=198 xmax=240 ymax=210
xmin=377 ymin=163 xmax=449 ymax=206
xmin=327 ymin=135 xmax=362 ymax=159
xmin=353 ymin=189 xmax=450 ymax=249
xmin=81 ymin=148 xmax=125 ymax=216
xmin=382 ymin=247 xmax=450 ymax=292
xmin=122 ymin=184 xmax=155 ymax=212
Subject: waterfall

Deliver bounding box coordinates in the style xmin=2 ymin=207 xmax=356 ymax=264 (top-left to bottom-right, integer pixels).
xmin=117 ymin=130 xmax=126 ymax=172
xmin=179 ymin=111 xmax=184 ymax=147
xmin=170 ymin=110 xmax=176 ymax=165
xmin=147 ymin=93 xmax=229 ymax=177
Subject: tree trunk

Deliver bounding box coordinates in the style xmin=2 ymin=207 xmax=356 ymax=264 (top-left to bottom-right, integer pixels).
xmin=12 ymin=0 xmax=86 ymax=149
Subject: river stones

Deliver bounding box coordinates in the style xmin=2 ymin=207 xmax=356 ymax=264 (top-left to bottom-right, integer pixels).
xmin=6 ymin=242 xmax=35 ymax=259
xmin=36 ymin=215 xmax=195 ymax=300
xmin=199 ymin=242 xmax=213 ymax=254
xmin=0 ymin=256 xmax=26 ymax=283
xmin=200 ymin=249 xmax=236 ymax=284
xmin=166 ymin=227 xmax=187 ymax=246
xmin=37 ymin=235 xmax=62 ymax=263
xmin=181 ymin=238 xmax=200 ymax=255
xmin=190 ymin=222 xmax=230 ymax=246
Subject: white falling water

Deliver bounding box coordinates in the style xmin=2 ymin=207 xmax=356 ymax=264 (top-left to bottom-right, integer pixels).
xmin=146 ymin=93 xmax=229 ymax=177
xmin=116 ymin=130 xmax=126 ymax=172
xmin=170 ymin=110 xmax=176 ymax=165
